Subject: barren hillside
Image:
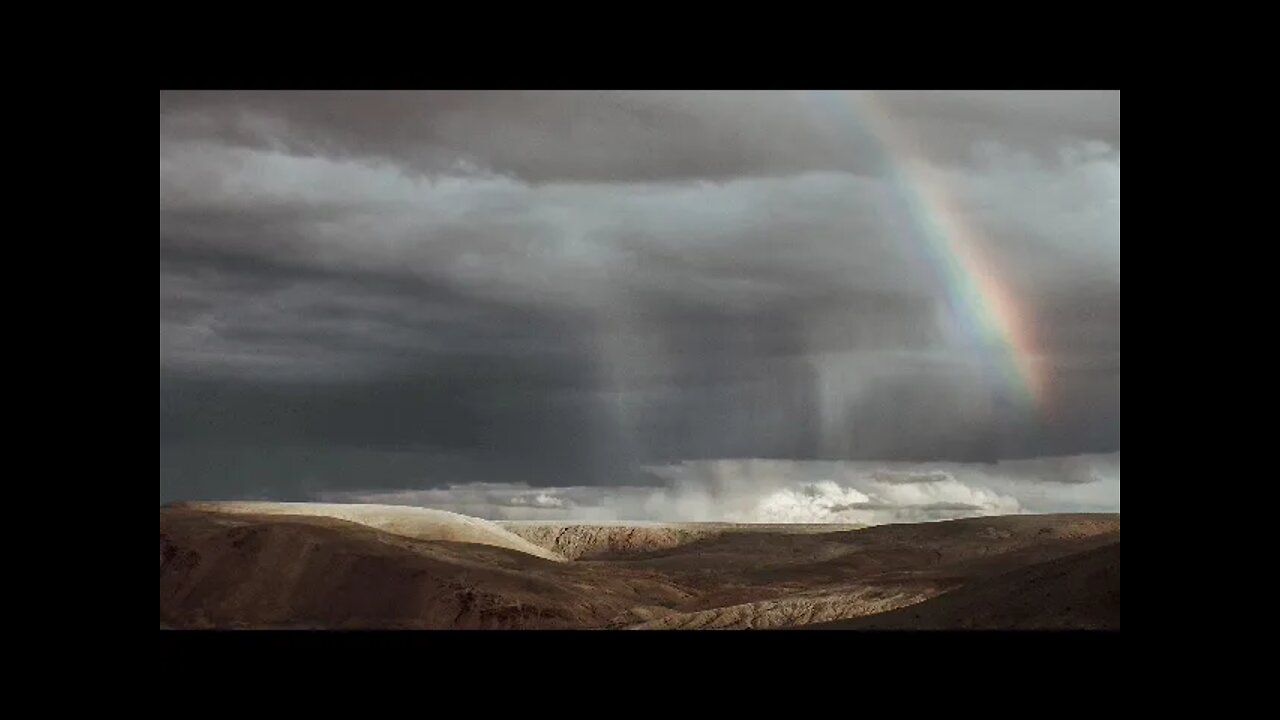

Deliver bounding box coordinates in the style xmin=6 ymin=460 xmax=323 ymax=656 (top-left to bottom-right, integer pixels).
xmin=160 ymin=505 xmax=1119 ymax=630
xmin=160 ymin=508 xmax=687 ymax=629
xmin=499 ymin=521 xmax=865 ymax=560
xmin=803 ymin=540 xmax=1121 ymax=630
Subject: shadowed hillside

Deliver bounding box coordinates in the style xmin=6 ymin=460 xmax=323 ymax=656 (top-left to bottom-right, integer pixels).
xmin=802 ymin=541 xmax=1120 ymax=630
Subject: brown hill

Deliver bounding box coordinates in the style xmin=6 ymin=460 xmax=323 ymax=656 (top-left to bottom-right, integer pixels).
xmin=160 ymin=506 xmax=1119 ymax=630
xmin=803 ymin=540 xmax=1121 ymax=630
xmin=160 ymin=508 xmax=687 ymax=629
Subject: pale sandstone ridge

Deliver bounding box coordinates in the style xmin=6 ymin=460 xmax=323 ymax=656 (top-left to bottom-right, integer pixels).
xmin=172 ymin=501 xmax=566 ymax=562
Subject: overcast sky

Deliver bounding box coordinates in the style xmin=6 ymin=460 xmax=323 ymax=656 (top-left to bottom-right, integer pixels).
xmin=159 ymin=90 xmax=1120 ymax=516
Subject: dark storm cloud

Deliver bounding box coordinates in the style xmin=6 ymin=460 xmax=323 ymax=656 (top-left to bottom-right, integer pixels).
xmin=159 ymin=91 xmax=1120 ymax=504
xmin=159 ymin=90 xmax=1119 ymax=183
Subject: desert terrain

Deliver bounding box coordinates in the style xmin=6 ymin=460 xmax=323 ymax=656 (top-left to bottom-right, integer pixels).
xmin=159 ymin=502 xmax=1119 ymax=630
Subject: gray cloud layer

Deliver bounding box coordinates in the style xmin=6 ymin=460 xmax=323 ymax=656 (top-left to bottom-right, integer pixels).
xmin=159 ymin=91 xmax=1120 ymax=505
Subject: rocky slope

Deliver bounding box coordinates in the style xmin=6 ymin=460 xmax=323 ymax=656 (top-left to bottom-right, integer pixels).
xmin=499 ymin=522 xmax=864 ymax=560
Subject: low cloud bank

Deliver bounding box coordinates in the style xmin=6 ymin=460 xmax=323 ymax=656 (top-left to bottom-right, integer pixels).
xmin=317 ymin=453 xmax=1119 ymax=525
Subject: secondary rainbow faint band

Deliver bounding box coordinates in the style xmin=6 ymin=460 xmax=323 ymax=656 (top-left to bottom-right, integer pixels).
xmin=806 ymin=90 xmax=1046 ymax=411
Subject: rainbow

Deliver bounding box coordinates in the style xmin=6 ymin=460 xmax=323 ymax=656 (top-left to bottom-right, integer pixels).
xmin=805 ymin=90 xmax=1045 ymax=411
